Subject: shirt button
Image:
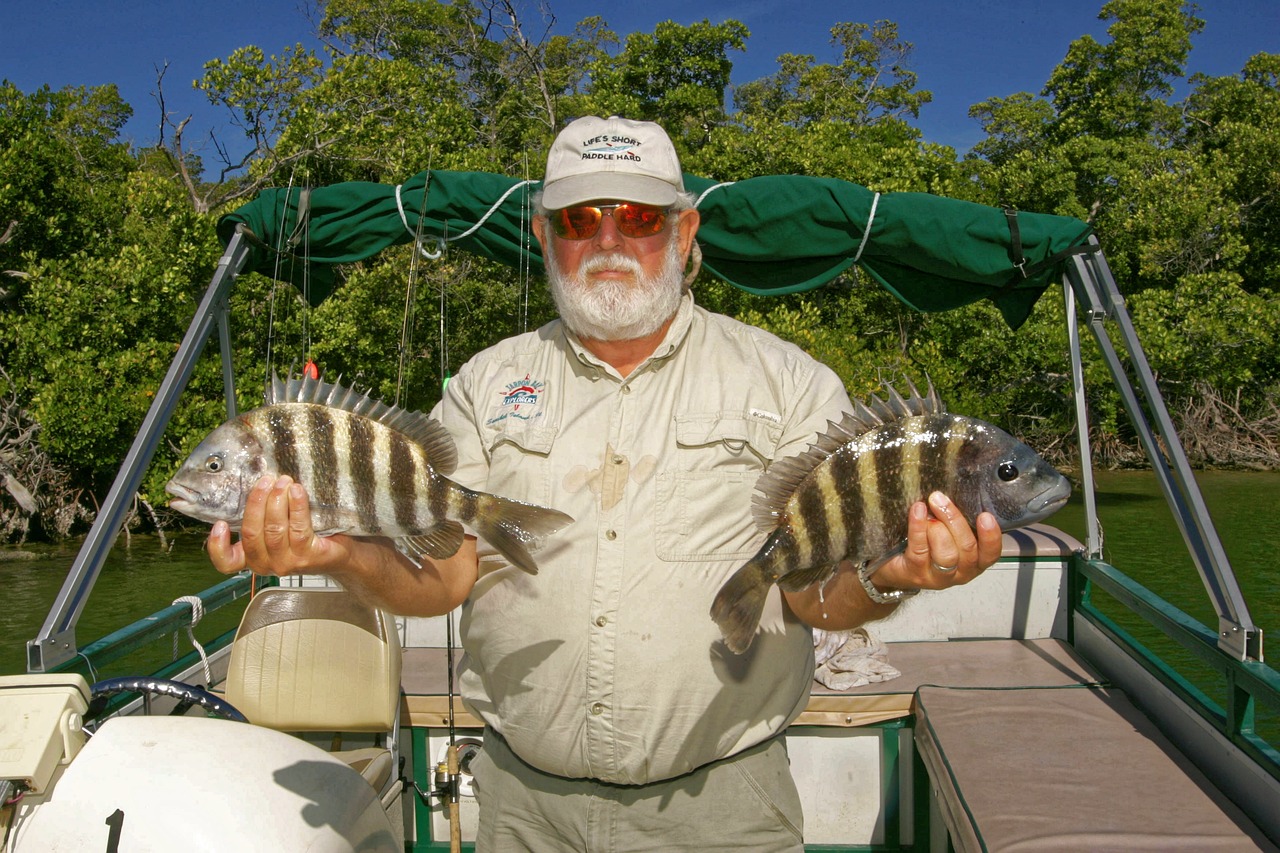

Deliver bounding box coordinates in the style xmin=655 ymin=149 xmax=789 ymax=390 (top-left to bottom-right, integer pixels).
xmin=595 ymin=615 xmax=608 ymax=627
xmin=612 ymin=455 xmax=624 ymax=465
xmin=621 ymin=384 xmax=631 ymax=394
xmin=591 ymin=702 xmax=605 ymax=716
xmin=605 ymin=530 xmax=617 ymax=540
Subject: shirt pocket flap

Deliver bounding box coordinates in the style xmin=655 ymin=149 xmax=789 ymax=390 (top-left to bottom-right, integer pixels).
xmin=484 ymin=421 xmax=558 ymax=457
xmin=675 ymin=412 xmax=780 ymax=458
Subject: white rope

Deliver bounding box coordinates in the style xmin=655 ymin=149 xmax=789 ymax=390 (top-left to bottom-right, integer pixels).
xmin=693 ymin=181 xmax=735 ymax=208
xmin=396 ymin=183 xmax=443 ymax=259
xmin=396 ymin=179 xmax=537 ymax=260
xmin=853 ymin=191 xmax=881 ymax=263
xmin=171 ymin=595 xmax=213 ymax=687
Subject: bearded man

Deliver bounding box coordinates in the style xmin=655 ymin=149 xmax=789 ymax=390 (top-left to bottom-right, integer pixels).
xmin=209 ymin=116 xmax=1002 ymax=852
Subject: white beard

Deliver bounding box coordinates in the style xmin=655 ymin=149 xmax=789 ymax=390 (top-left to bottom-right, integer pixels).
xmin=545 ymin=232 xmax=685 ymax=342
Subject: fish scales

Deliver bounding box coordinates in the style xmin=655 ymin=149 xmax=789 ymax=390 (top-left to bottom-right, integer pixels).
xmin=166 ymin=372 xmax=573 ymax=574
xmin=710 ymin=382 xmax=1072 ymax=654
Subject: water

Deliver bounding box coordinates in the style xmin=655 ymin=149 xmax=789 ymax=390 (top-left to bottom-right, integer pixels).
xmin=0 ymin=531 xmax=247 ymax=678
xmin=1 ymin=471 xmax=1276 ymax=680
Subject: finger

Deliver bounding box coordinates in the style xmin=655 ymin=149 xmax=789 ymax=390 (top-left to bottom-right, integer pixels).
xmin=926 ymin=491 xmax=977 ymax=574
xmin=904 ymin=500 xmax=932 ymax=569
xmin=238 ymin=476 xmax=276 ymax=565
xmin=974 ymin=512 xmax=1003 ymax=569
xmin=287 ymin=482 xmax=315 ymax=548
xmin=206 ymin=520 xmax=245 ymax=575
xmin=259 ymin=475 xmax=295 ymax=552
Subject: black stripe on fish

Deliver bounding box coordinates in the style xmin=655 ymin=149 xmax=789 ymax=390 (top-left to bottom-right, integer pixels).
xmin=388 ymin=430 xmax=417 ymax=531
xmin=308 ymin=406 xmax=340 ymax=524
xmin=795 ymin=468 xmax=829 ymax=569
xmin=347 ymin=413 xmax=380 ymax=534
xmin=270 ymin=408 xmax=301 ymax=480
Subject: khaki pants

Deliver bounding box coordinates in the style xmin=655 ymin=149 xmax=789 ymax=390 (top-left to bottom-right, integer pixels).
xmin=472 ymin=728 xmax=804 ymax=853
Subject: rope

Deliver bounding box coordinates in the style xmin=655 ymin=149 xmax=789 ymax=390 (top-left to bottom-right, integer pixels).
xmin=395 ymin=178 xmax=537 ymax=258
xmin=171 ymin=596 xmax=213 ymax=687
xmin=853 ymin=192 xmax=881 ymax=264
xmin=693 ymin=182 xmax=735 ymax=207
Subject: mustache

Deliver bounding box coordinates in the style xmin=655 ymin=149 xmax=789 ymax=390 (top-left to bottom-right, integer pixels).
xmin=577 ymin=253 xmax=644 ymax=278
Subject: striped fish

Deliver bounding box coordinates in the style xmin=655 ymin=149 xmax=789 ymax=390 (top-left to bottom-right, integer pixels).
xmin=710 ymin=381 xmax=1071 ymax=653
xmin=166 ymin=372 xmax=572 ymax=573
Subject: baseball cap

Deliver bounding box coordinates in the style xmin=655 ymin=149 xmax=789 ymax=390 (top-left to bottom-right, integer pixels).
xmin=541 ymin=116 xmax=685 ymax=209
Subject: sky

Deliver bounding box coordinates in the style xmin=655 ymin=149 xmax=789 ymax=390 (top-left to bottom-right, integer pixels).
xmin=4 ymin=0 xmax=1277 ymax=162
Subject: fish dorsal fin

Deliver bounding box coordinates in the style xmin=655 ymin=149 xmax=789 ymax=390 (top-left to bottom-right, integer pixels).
xmin=266 ymin=371 xmax=458 ymax=476
xmin=750 ymin=378 xmax=945 ymax=531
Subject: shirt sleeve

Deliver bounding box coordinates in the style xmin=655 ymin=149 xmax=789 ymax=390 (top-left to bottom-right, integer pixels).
xmin=430 ymin=360 xmax=491 ymax=493
xmin=772 ymin=357 xmax=853 ymax=466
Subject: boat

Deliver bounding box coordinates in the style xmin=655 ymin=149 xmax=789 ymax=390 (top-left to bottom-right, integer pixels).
xmin=3 ymin=170 xmax=1276 ymax=851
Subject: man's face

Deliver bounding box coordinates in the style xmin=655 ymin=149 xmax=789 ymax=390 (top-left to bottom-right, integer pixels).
xmin=535 ymin=202 xmax=700 ymax=342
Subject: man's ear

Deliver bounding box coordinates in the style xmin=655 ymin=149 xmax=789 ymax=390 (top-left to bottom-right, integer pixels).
xmin=532 ymin=215 xmax=550 ymax=254
xmin=676 ymin=208 xmax=700 ymax=260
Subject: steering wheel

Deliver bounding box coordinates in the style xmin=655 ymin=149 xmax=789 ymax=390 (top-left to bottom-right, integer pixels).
xmin=88 ymin=676 xmax=248 ymax=723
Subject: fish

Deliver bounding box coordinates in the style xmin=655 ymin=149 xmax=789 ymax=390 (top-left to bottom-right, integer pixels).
xmin=165 ymin=372 xmax=573 ymax=573
xmin=710 ymin=381 xmax=1072 ymax=653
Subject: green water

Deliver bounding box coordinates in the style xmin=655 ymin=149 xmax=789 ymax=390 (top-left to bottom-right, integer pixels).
xmin=1 ymin=470 xmax=1276 ymax=681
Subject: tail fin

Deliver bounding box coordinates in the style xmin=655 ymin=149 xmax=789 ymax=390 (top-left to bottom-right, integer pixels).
xmin=473 ymin=494 xmax=573 ymax=574
xmin=710 ymin=557 xmax=775 ymax=654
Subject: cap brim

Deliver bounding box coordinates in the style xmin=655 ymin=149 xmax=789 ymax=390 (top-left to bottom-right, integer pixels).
xmin=541 ymin=173 xmax=680 ymax=209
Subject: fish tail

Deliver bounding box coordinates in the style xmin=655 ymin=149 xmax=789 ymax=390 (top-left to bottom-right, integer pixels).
xmin=470 ymin=493 xmax=573 ymax=574
xmin=710 ymin=554 xmax=775 ymax=655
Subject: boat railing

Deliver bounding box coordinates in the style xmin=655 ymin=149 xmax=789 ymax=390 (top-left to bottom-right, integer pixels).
xmin=45 ymin=572 xmax=261 ymax=718
xmin=1070 ymin=552 xmax=1280 ymax=784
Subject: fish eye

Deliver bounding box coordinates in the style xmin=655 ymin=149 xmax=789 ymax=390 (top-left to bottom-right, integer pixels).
xmin=998 ymin=462 xmax=1019 ymax=482
xmin=204 ymin=454 xmax=224 ymax=473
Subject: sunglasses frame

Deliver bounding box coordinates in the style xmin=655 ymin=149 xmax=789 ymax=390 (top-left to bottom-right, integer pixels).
xmin=548 ymin=203 xmax=672 ymax=241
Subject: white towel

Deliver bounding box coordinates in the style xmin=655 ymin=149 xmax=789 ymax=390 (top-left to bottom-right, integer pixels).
xmin=812 ymin=627 xmax=901 ymax=690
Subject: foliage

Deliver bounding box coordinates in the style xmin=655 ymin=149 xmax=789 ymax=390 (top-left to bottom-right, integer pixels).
xmin=4 ymin=0 xmax=1280 ymax=540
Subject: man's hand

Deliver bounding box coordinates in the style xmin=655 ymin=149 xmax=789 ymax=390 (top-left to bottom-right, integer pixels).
xmin=871 ymin=491 xmax=1003 ymax=593
xmin=207 ymin=475 xmax=356 ymax=578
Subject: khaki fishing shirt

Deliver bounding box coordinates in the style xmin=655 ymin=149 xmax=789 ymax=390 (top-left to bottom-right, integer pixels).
xmin=435 ymin=292 xmax=852 ymax=785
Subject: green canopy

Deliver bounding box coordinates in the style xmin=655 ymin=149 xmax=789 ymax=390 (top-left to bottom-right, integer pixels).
xmin=217 ymin=170 xmax=1093 ymax=328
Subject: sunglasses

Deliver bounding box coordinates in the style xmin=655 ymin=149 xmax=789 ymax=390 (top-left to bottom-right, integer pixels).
xmin=549 ymin=203 xmax=670 ymax=241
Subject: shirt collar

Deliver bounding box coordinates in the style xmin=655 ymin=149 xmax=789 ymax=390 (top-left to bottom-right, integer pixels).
xmin=562 ymin=290 xmax=696 ymax=377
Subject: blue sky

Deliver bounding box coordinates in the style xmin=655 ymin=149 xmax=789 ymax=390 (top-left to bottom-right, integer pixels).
xmin=4 ymin=0 xmax=1276 ymax=160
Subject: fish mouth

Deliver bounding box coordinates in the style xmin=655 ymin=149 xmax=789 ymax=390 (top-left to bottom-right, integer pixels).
xmin=165 ymin=480 xmax=199 ymax=512
xmin=1029 ymin=478 xmax=1073 ymax=517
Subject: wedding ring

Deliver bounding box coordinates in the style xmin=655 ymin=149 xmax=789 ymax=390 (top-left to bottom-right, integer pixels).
xmin=930 ymin=561 xmax=958 ymax=573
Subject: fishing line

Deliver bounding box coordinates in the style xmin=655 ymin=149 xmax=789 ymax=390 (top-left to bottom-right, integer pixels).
xmin=519 ymin=153 xmax=531 ymax=333
xmin=265 ymin=173 xmax=298 ymax=382
xmin=396 ymin=162 xmax=432 ymax=408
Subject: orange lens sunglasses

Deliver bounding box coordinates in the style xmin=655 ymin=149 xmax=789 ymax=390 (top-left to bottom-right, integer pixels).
xmin=549 ymin=203 xmax=670 ymax=240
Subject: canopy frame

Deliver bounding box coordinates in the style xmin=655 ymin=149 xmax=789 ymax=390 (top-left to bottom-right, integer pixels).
xmin=27 ymin=190 xmax=1262 ymax=670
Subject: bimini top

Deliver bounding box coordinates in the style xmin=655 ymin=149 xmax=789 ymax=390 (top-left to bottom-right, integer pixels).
xmin=217 ymin=170 xmax=1094 ymax=329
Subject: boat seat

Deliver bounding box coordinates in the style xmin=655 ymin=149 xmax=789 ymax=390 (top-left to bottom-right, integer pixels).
xmin=222 ymin=587 xmax=403 ymax=797
xmin=913 ymin=684 xmax=1277 ymax=852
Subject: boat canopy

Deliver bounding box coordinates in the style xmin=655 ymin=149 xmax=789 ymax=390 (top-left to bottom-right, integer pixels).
xmin=217 ymin=171 xmax=1093 ymax=328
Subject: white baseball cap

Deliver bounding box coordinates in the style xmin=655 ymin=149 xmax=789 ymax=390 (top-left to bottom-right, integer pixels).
xmin=541 ymin=116 xmax=685 ymax=209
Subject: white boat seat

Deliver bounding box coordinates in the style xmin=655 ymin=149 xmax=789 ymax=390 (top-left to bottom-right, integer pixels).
xmin=223 ymin=587 xmax=402 ymax=796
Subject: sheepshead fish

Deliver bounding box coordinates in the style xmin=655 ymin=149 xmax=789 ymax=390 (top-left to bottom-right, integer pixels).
xmin=166 ymin=372 xmax=572 ymax=573
xmin=710 ymin=382 xmax=1071 ymax=653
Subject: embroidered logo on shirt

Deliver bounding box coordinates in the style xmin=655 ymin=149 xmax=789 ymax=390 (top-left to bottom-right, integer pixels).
xmin=486 ymin=376 xmax=546 ymax=426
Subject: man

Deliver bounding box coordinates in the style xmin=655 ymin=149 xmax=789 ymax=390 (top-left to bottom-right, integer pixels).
xmin=208 ymin=115 xmax=1002 ymax=852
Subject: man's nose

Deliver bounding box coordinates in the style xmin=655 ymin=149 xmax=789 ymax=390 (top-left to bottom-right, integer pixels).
xmin=592 ymin=212 xmax=623 ymax=249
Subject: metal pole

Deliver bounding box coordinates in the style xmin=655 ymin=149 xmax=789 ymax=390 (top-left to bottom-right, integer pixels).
xmin=27 ymin=232 xmax=251 ymax=672
xmin=1064 ymin=239 xmax=1260 ymax=661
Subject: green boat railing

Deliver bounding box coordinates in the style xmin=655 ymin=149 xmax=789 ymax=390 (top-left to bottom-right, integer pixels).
xmin=1072 ymin=553 xmax=1280 ymax=784
xmin=47 ymin=572 xmax=264 ymax=717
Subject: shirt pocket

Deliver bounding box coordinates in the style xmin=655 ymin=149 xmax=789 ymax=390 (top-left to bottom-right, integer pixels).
xmin=482 ymin=420 xmax=558 ymax=510
xmin=654 ymin=413 xmax=780 ymax=561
